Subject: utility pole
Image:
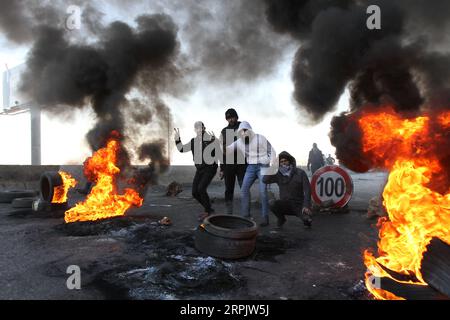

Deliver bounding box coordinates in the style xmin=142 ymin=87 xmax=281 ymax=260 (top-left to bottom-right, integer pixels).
xmin=167 ymin=110 xmax=171 ymax=164
xmin=30 ymin=105 xmax=41 ymax=165
xmin=1 ymin=65 xmax=41 ymax=165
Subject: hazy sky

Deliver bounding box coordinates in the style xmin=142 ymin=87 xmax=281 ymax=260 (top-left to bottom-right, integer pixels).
xmin=0 ymin=1 xmax=350 ymax=166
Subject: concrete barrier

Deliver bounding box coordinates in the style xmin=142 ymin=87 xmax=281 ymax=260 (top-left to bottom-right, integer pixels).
xmin=0 ymin=165 xmax=211 ymax=191
xmin=0 ymin=165 xmax=315 ymax=191
xmin=0 ymin=165 xmax=60 ymax=191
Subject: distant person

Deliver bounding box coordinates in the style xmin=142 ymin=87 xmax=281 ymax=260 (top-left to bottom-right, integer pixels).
xmin=307 ymin=143 xmax=325 ymax=174
xmin=219 ymin=108 xmax=247 ymax=215
xmin=263 ymin=151 xmax=312 ymax=228
xmin=225 ymin=121 xmax=276 ymax=227
xmin=174 ymin=122 xmax=220 ymax=221
xmin=326 ymin=154 xmax=336 ymax=166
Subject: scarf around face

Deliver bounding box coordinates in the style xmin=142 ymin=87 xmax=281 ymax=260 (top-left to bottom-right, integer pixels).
xmin=279 ymin=164 xmax=293 ymax=176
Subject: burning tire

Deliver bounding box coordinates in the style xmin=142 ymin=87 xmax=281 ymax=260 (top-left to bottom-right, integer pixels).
xmin=195 ymin=215 xmax=258 ymax=259
xmin=0 ymin=190 xmax=38 ymax=203
xmin=12 ymin=197 xmax=38 ymax=209
xmin=39 ymin=171 xmax=63 ymax=203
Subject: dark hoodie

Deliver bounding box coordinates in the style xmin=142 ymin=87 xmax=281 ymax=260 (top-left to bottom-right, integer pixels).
xmin=263 ymin=151 xmax=312 ymax=208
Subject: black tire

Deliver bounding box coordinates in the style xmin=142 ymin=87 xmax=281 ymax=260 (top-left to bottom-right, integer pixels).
xmin=12 ymin=197 xmax=38 ymax=209
xmin=0 ymin=190 xmax=38 ymax=203
xmin=40 ymin=171 xmax=63 ymax=202
xmin=195 ymin=226 xmax=256 ymax=259
xmin=202 ymin=214 xmax=258 ymax=240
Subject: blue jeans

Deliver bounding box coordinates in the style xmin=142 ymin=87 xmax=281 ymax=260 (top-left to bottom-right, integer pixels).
xmin=240 ymin=164 xmax=269 ymax=218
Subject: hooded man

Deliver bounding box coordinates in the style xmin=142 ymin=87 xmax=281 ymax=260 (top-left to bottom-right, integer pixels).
xmin=263 ymin=151 xmax=313 ymax=228
xmin=174 ymin=121 xmax=220 ymax=221
xmin=225 ymin=121 xmax=277 ymax=227
xmin=307 ymin=143 xmax=325 ymax=174
xmin=219 ymin=108 xmax=247 ymax=214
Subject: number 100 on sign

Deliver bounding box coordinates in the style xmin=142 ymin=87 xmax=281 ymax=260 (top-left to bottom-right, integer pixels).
xmin=311 ymin=166 xmax=353 ymax=208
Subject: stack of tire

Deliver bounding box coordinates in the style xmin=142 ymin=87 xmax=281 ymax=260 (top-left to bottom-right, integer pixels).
xmin=0 ymin=171 xmax=66 ymax=211
xmin=195 ymin=215 xmax=258 ymax=260
xmin=0 ymin=190 xmax=38 ymax=208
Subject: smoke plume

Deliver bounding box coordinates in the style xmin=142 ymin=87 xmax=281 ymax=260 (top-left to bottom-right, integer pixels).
xmin=264 ymin=0 xmax=450 ymax=116
xmin=264 ymin=0 xmax=450 ymax=182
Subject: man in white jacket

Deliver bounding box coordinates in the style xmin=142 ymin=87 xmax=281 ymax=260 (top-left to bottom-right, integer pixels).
xmin=225 ymin=121 xmax=277 ymax=227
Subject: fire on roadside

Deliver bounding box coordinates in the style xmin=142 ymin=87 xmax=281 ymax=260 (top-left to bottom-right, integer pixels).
xmin=64 ymin=133 xmax=143 ymax=223
xmin=358 ymin=106 xmax=450 ymax=300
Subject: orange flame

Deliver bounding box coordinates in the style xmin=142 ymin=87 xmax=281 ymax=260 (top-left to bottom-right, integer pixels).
xmin=52 ymin=171 xmax=77 ymax=203
xmin=358 ymin=106 xmax=450 ymax=299
xmin=64 ymin=137 xmax=143 ymax=223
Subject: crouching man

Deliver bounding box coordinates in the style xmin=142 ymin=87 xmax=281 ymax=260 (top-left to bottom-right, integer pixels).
xmin=263 ymin=151 xmax=313 ymax=228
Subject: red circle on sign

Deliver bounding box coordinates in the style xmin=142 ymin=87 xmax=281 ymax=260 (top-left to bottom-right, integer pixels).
xmin=310 ymin=165 xmax=353 ymax=208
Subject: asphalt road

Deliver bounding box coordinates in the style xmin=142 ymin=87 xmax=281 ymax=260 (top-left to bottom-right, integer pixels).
xmin=0 ymin=171 xmax=387 ymax=300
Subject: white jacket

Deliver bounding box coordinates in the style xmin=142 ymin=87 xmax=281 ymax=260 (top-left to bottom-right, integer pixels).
xmin=226 ymin=121 xmax=276 ymax=166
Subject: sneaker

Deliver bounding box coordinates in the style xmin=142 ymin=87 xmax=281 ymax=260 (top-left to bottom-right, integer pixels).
xmin=297 ymin=211 xmax=312 ymax=228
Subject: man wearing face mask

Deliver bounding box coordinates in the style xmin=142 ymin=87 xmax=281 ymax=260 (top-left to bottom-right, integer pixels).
xmin=174 ymin=122 xmax=220 ymax=221
xmin=225 ymin=121 xmax=277 ymax=227
xmin=219 ymin=108 xmax=247 ymax=215
xmin=263 ymin=151 xmax=312 ymax=228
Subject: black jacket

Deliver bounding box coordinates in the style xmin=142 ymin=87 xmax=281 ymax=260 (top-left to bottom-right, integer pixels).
xmin=308 ymin=148 xmax=325 ymax=167
xmin=263 ymin=151 xmax=312 ymax=208
xmin=175 ymin=132 xmax=220 ymax=169
xmin=220 ymin=121 xmax=246 ymax=170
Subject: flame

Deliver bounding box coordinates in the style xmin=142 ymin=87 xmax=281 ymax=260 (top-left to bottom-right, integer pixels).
xmin=64 ymin=136 xmax=143 ymax=223
xmin=358 ymin=106 xmax=450 ymax=299
xmin=438 ymin=111 xmax=450 ymax=128
xmin=52 ymin=171 xmax=77 ymax=203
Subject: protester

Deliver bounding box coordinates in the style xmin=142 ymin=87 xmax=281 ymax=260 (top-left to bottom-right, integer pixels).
xmin=326 ymin=154 xmax=336 ymax=166
xmin=219 ymin=108 xmax=247 ymax=214
xmin=174 ymin=122 xmax=220 ymax=221
xmin=225 ymin=121 xmax=276 ymax=227
xmin=263 ymin=151 xmax=312 ymax=228
xmin=307 ymin=143 xmax=325 ymax=174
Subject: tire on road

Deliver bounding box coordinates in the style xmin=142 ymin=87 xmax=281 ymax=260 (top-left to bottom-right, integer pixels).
xmin=202 ymin=214 xmax=258 ymax=240
xmin=40 ymin=171 xmax=63 ymax=202
xmin=12 ymin=197 xmax=38 ymax=209
xmin=195 ymin=227 xmax=257 ymax=259
xmin=0 ymin=190 xmax=38 ymax=203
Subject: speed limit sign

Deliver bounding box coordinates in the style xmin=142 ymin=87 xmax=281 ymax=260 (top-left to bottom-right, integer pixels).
xmin=311 ymin=165 xmax=353 ymax=208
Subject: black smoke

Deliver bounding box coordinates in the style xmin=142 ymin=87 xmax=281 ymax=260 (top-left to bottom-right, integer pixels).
xmin=19 ymin=13 xmax=178 ymax=162
xmin=130 ymin=140 xmax=169 ymax=195
xmin=264 ymin=0 xmax=450 ymax=116
xmin=181 ymin=0 xmax=288 ymax=82
xmin=264 ymin=0 xmax=450 ymax=181
xmin=0 ymin=1 xmax=184 ymax=193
